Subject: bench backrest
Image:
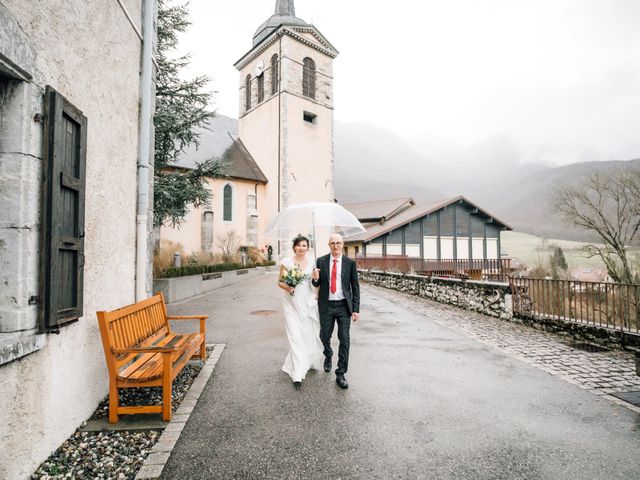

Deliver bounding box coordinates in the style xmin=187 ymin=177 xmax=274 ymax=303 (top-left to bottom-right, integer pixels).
xmin=97 ymin=293 xmax=170 ymax=374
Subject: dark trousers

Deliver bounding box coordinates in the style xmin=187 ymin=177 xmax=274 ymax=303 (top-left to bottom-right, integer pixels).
xmin=320 ymin=300 xmax=351 ymax=375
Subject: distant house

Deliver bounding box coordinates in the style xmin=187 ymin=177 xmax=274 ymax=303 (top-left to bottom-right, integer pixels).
xmin=570 ymin=268 xmax=613 ymax=283
xmin=342 ymin=196 xmax=512 ymax=261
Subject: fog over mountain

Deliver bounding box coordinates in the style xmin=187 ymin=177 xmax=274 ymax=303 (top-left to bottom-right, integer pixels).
xmin=334 ymin=121 xmax=640 ymax=241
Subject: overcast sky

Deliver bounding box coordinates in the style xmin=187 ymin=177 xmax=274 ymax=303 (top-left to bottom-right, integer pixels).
xmin=178 ymin=0 xmax=640 ymax=166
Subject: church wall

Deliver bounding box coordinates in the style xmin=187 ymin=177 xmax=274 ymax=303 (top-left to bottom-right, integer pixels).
xmin=160 ymin=178 xmax=267 ymax=258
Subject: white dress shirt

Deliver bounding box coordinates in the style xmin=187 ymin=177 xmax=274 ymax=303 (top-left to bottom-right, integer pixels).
xmin=328 ymin=255 xmax=345 ymax=301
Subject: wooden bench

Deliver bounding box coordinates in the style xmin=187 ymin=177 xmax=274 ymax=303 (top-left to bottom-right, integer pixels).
xmin=97 ymin=293 xmax=207 ymax=423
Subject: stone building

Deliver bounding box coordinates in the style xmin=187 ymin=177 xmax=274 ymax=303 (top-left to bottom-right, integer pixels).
xmin=0 ymin=1 xmax=155 ymax=478
xmin=161 ymin=0 xmax=338 ymax=258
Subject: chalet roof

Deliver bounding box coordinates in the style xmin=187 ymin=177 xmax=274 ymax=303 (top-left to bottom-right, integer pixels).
xmin=173 ymin=115 xmax=268 ymax=184
xmin=569 ymin=268 xmax=611 ymax=283
xmin=341 ymin=198 xmax=414 ymax=222
xmin=343 ymin=195 xmax=513 ymax=243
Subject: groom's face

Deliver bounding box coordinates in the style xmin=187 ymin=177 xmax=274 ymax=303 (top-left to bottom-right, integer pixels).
xmin=328 ymin=235 xmax=343 ymax=257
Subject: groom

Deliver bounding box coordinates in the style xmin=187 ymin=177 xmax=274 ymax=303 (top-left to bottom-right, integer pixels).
xmin=311 ymin=233 xmax=360 ymax=389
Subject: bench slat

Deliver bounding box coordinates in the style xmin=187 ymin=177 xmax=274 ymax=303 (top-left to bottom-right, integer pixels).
xmin=116 ymin=330 xmax=176 ymax=373
xmin=118 ymin=333 xmax=202 ymax=382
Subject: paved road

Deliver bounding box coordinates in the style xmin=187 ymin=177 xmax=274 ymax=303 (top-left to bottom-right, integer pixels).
xmin=163 ymin=273 xmax=640 ymax=479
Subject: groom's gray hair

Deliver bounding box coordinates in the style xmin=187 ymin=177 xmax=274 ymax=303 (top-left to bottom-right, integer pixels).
xmin=328 ymin=233 xmax=343 ymax=243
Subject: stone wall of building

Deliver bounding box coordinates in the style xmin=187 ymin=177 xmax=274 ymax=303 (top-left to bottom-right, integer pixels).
xmin=0 ymin=1 xmax=146 ymax=478
xmin=359 ymin=270 xmax=513 ymax=320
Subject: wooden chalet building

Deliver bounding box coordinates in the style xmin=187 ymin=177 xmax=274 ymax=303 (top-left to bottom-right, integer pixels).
xmin=342 ymin=196 xmax=512 ymax=280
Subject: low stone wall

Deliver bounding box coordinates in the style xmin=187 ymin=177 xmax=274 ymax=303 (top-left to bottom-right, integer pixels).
xmin=154 ymin=265 xmax=279 ymax=303
xmin=359 ymin=270 xmax=640 ymax=353
xmin=359 ymin=270 xmax=513 ymax=320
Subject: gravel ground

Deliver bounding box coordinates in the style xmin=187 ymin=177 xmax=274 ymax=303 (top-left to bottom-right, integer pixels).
xmin=31 ymin=352 xmax=209 ymax=480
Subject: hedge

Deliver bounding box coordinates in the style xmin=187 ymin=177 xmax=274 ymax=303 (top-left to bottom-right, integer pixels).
xmin=157 ymin=261 xmax=277 ymax=279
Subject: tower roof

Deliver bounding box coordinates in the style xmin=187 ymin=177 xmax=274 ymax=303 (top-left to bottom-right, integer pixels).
xmin=253 ymin=0 xmax=310 ymax=46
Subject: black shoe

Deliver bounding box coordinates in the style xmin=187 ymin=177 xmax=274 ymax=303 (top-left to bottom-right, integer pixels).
xmin=323 ymin=356 xmax=332 ymax=373
xmin=336 ymin=374 xmax=348 ymax=389
xmin=293 ymin=381 xmax=302 ymax=390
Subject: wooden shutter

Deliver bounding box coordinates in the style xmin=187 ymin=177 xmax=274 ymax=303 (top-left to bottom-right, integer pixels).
xmin=40 ymin=86 xmax=87 ymax=331
xmin=302 ymin=57 xmax=316 ymax=99
xmin=271 ymin=54 xmax=279 ymax=95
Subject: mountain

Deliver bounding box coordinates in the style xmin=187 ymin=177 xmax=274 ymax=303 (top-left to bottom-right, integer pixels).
xmin=333 ymin=121 xmax=640 ymax=241
xmin=333 ymin=121 xmax=445 ymax=203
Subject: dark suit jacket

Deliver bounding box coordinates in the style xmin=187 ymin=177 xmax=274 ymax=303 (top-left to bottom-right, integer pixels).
xmin=312 ymin=254 xmax=360 ymax=315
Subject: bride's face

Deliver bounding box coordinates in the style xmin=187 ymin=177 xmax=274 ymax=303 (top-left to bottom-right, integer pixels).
xmin=294 ymin=241 xmax=308 ymax=256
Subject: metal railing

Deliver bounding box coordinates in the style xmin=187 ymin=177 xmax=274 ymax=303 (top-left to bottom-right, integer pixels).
xmin=509 ymin=277 xmax=640 ymax=334
xmin=355 ymin=256 xmax=511 ymax=282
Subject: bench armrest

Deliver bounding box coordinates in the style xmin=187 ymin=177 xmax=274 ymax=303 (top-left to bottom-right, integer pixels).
xmin=112 ymin=346 xmax=177 ymax=354
xmin=167 ymin=315 xmax=209 ymax=320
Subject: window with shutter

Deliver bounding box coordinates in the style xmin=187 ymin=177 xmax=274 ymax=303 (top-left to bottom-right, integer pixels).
xmin=271 ymin=54 xmax=279 ymax=95
xmin=302 ymin=57 xmax=316 ymax=99
xmin=40 ymin=86 xmax=87 ymax=331
xmin=245 ymin=74 xmax=251 ymax=111
xmin=223 ymin=184 xmax=232 ymax=221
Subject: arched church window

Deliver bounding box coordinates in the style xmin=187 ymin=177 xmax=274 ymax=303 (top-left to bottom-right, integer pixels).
xmin=257 ymin=74 xmax=264 ymax=103
xmin=302 ymin=57 xmax=316 ymax=100
xmin=245 ymin=75 xmax=251 ymax=111
xmin=271 ymin=54 xmax=279 ymax=95
xmin=223 ymin=184 xmax=233 ymax=221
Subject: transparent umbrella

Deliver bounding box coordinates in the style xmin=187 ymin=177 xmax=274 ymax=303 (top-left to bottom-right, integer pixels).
xmin=265 ymin=202 xmax=365 ymax=258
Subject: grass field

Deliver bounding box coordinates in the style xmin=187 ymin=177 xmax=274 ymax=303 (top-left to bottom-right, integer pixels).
xmin=501 ymin=231 xmax=610 ymax=271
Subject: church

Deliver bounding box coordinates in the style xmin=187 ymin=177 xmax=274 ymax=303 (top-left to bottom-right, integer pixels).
xmin=160 ymin=0 xmax=338 ymax=259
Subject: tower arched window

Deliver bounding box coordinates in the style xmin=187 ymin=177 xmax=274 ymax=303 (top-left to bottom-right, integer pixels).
xmin=245 ymin=74 xmax=251 ymax=111
xmin=223 ymin=184 xmax=233 ymax=221
xmin=271 ymin=54 xmax=279 ymax=95
xmin=302 ymin=57 xmax=316 ymax=100
xmin=257 ymin=74 xmax=264 ymax=103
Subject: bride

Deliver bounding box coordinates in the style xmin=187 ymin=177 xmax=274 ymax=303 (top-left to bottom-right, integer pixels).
xmin=278 ymin=234 xmax=324 ymax=387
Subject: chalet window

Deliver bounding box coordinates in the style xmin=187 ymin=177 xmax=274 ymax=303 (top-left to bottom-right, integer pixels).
xmin=423 ymin=214 xmax=438 ymax=236
xmin=223 ymin=184 xmax=233 ymax=221
xmin=245 ymin=74 xmax=251 ymax=111
xmin=439 ymin=207 xmax=454 ymax=236
xmin=471 ymin=215 xmax=485 ymax=237
xmin=40 ymin=86 xmax=87 ymax=331
xmin=271 ymin=54 xmax=279 ymax=94
xmin=456 ymin=205 xmax=470 ymax=236
xmin=302 ymin=57 xmax=316 ymax=99
xmin=303 ymin=111 xmax=317 ymax=124
xmin=257 ymin=74 xmax=264 ymax=103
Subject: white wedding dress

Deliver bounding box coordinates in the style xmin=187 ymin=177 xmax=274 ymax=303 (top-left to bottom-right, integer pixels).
xmin=280 ymin=257 xmax=324 ymax=382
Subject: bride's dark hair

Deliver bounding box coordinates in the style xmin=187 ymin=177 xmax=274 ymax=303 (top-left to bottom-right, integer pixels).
xmin=292 ymin=234 xmax=309 ymax=250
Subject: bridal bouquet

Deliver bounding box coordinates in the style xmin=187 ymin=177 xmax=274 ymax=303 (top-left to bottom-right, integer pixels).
xmin=281 ymin=266 xmax=309 ymax=295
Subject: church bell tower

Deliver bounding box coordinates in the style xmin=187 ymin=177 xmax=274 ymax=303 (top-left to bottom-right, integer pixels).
xmin=234 ymin=0 xmax=338 ymax=246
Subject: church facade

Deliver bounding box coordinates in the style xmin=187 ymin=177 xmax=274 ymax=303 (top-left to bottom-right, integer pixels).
xmin=161 ymin=0 xmax=338 ymax=258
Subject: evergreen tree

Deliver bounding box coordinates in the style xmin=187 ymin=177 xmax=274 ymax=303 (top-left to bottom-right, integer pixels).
xmin=549 ymin=245 xmax=568 ymax=279
xmin=154 ymin=0 xmax=227 ymax=227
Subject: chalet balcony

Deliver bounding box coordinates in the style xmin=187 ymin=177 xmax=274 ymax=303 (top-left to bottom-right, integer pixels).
xmin=355 ymin=255 xmax=511 ymax=282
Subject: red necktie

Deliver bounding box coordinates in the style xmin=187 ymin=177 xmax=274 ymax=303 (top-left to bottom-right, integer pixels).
xmin=331 ymin=259 xmax=337 ymax=294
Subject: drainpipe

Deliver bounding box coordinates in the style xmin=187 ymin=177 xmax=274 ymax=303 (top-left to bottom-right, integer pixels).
xmin=136 ymin=0 xmax=155 ymax=300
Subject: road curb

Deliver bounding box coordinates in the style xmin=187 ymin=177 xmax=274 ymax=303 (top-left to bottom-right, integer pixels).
xmin=135 ymin=343 xmax=226 ymax=480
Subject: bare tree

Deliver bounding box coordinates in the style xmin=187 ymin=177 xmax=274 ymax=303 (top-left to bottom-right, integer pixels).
xmin=553 ymin=166 xmax=640 ymax=284
xmin=216 ymin=231 xmax=241 ymax=263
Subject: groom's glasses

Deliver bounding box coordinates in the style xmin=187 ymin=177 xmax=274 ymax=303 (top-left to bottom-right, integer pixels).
xmin=329 ymin=242 xmax=343 ymax=246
